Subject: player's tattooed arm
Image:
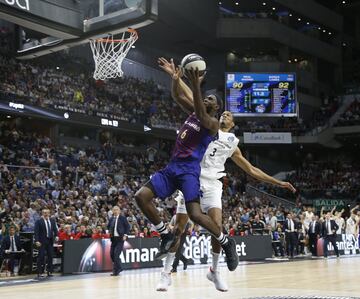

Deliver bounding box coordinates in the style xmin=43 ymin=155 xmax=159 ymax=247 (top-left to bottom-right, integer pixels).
xmin=186 ymin=68 xmax=219 ymax=135
xmin=231 ymin=147 xmax=296 ymax=193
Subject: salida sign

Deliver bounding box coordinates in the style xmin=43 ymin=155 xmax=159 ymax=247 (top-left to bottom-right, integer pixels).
xmin=314 ymin=199 xmax=351 ymax=211
xmin=1 ymin=0 xmax=29 ymax=11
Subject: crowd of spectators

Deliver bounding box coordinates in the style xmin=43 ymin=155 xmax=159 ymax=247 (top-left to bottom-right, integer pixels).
xmin=0 ymin=120 xmax=172 ymax=241
xmin=0 ymin=52 xmax=345 ymax=135
xmin=251 ymin=155 xmax=360 ymax=201
xmin=0 ymin=119 xmax=295 ymax=244
xmin=1 ymin=120 xmax=360 ymax=267
xmin=0 ymin=55 xmax=184 ymax=130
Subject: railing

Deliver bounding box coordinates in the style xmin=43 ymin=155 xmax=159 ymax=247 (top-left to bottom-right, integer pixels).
xmin=246 ymin=184 xmax=295 ymax=208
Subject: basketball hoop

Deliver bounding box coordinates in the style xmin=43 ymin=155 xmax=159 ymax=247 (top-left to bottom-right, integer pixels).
xmin=89 ymin=29 xmax=138 ymax=80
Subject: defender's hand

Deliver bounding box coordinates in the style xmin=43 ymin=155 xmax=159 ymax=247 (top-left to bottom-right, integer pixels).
xmin=158 ymin=57 xmax=173 ymax=76
xmin=279 ymin=182 xmax=296 ymax=193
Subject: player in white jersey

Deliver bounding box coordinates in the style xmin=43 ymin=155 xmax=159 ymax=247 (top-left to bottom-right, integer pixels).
xmin=156 ymin=58 xmax=296 ymax=292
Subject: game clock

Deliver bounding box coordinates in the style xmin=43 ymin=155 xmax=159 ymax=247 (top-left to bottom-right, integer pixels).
xmin=225 ymin=73 xmax=297 ymax=117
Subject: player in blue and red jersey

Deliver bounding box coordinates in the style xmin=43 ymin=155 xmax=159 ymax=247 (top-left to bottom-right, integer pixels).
xmin=135 ymin=65 xmax=239 ymax=272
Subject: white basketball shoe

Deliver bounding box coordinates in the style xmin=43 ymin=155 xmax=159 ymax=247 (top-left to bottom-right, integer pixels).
xmin=206 ymin=267 xmax=228 ymax=292
xmin=156 ymin=272 xmax=172 ymax=292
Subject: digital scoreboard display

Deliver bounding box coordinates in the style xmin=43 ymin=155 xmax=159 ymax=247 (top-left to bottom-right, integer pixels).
xmin=225 ymin=73 xmax=297 ymax=117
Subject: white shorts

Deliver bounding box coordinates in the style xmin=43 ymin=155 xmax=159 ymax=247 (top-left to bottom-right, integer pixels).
xmin=176 ymin=178 xmax=223 ymax=214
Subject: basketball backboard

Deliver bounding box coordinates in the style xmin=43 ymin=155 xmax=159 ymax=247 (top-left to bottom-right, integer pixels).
xmin=0 ymin=0 xmax=158 ymax=59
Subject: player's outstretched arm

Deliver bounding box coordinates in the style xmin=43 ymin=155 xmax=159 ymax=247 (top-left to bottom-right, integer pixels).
xmin=171 ymin=67 xmax=194 ymax=114
xmin=186 ymin=68 xmax=218 ymax=135
xmin=231 ymin=147 xmax=296 ymax=193
xmin=158 ymin=57 xmax=194 ymax=103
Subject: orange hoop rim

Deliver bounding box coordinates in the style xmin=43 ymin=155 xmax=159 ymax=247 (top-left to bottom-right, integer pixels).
xmin=94 ymin=28 xmax=138 ymax=43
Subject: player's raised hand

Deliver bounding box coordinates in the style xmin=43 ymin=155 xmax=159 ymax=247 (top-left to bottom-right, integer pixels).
xmin=158 ymin=57 xmax=173 ymax=76
xmin=186 ymin=67 xmax=200 ymax=89
xmin=279 ymin=181 xmax=296 ymax=193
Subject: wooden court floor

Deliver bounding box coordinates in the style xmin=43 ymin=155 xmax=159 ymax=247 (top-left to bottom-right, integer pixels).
xmin=1 ymin=257 xmax=360 ymax=299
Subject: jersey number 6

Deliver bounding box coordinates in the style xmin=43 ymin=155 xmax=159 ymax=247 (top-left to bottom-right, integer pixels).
xmin=180 ymin=129 xmax=188 ymax=139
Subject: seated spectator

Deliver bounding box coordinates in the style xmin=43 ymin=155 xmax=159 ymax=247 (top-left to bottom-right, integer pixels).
xmin=74 ymin=225 xmax=91 ymax=240
xmin=92 ymin=226 xmax=110 ymax=239
xmin=1 ymin=225 xmax=25 ymax=275
xmin=58 ymin=225 xmax=75 ymax=241
xmin=250 ymin=215 xmax=265 ymax=235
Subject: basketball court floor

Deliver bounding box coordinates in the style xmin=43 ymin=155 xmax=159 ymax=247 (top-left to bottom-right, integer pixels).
xmin=1 ymin=256 xmax=360 ymax=299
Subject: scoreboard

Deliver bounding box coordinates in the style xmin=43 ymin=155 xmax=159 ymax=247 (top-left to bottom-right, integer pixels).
xmin=225 ymin=73 xmax=297 ymax=117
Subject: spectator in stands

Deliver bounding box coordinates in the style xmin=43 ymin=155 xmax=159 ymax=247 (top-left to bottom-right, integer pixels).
xmin=346 ymin=211 xmax=358 ymax=236
xmin=92 ymin=226 xmax=109 ymax=239
xmin=58 ymin=224 xmax=75 ymax=241
xmin=271 ymin=225 xmax=285 ymax=258
xmin=334 ymin=210 xmax=345 ymax=234
xmin=251 ymin=214 xmax=265 ymax=235
xmin=75 ymin=225 xmax=91 ymax=240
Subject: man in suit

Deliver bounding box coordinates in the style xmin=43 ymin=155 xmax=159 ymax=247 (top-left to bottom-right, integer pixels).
xmin=1 ymin=226 xmax=25 ymax=275
xmin=108 ymin=206 xmax=130 ymax=276
xmin=322 ymin=212 xmax=339 ymax=258
xmin=34 ymin=209 xmax=58 ymax=277
xmin=284 ymin=213 xmax=297 ymax=258
xmin=308 ymin=215 xmax=321 ymax=257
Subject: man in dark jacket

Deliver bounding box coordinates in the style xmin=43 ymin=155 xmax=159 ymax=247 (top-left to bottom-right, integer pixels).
xmin=322 ymin=212 xmax=339 ymax=258
xmin=308 ymin=215 xmax=321 ymax=257
xmin=34 ymin=209 xmax=58 ymax=277
xmin=1 ymin=226 xmax=25 ymax=275
xmin=107 ymin=206 xmax=130 ymax=276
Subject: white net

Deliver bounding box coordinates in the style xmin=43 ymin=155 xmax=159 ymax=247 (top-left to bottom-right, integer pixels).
xmin=89 ymin=29 xmax=138 ymax=80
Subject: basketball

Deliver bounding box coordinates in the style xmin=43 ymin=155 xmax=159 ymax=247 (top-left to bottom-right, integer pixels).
xmin=180 ymin=53 xmax=207 ymax=75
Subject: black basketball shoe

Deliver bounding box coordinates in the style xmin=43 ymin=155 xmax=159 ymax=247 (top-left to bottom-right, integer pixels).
xmin=222 ymin=238 xmax=239 ymax=271
xmin=155 ymin=232 xmax=176 ymax=260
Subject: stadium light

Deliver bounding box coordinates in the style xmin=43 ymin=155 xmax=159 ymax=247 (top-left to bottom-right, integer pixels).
xmin=262 ymin=2 xmax=266 ymax=6
xmin=297 ymin=18 xmax=301 ymax=21
xmin=235 ymin=2 xmax=239 ymax=5
xmin=272 ymin=7 xmax=276 ymax=10
xmin=289 ymin=13 xmax=292 ymax=17
xmin=306 ymin=22 xmax=310 ymax=25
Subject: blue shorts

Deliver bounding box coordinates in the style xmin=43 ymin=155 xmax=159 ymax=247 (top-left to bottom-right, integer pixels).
xmin=150 ymin=161 xmax=201 ymax=202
